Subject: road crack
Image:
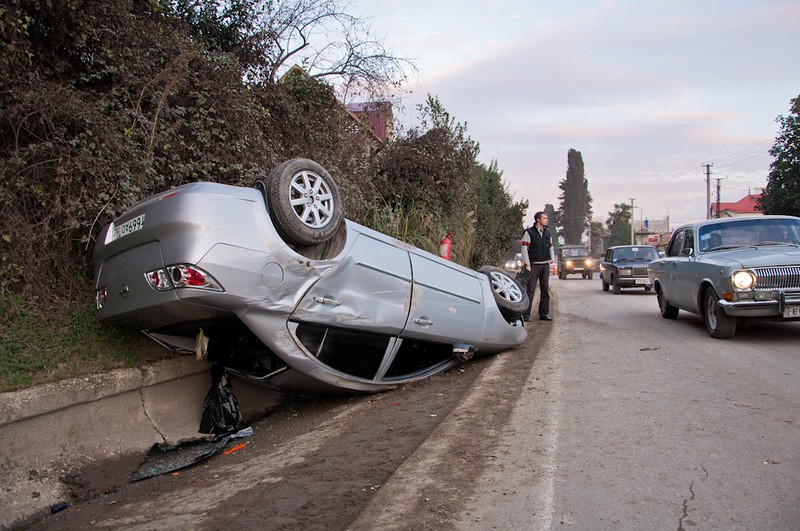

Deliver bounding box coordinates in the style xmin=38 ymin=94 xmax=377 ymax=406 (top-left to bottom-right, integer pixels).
xmin=678 ymin=459 xmax=709 ymax=531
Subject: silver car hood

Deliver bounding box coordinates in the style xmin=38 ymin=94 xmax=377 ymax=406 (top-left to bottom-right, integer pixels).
xmin=702 ymin=245 xmax=800 ymax=268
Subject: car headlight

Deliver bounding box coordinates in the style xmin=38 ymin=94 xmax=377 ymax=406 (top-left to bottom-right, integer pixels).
xmin=565 ymin=260 xmax=573 ymax=267
xmin=585 ymin=259 xmax=593 ymax=266
xmin=619 ymin=269 xmax=632 ymax=276
xmin=731 ymin=270 xmax=756 ymax=290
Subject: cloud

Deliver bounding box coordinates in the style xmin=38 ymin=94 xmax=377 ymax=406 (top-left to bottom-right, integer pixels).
xmin=361 ymin=0 xmax=800 ymax=226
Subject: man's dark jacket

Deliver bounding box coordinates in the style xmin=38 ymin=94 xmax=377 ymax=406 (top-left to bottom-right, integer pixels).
xmin=525 ymin=226 xmax=552 ymax=263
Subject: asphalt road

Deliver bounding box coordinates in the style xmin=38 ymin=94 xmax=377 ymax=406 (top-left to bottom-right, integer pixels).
xmin=459 ymin=276 xmax=800 ymax=529
xmin=30 ymin=276 xmax=800 ymax=530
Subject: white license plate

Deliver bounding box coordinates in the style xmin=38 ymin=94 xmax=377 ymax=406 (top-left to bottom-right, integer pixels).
xmin=784 ymin=305 xmax=800 ymax=318
xmin=105 ymin=214 xmax=145 ymax=244
xmin=635 ymin=278 xmax=649 ymax=285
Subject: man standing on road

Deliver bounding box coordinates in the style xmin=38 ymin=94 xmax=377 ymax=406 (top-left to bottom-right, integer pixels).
xmin=521 ymin=211 xmax=554 ymax=321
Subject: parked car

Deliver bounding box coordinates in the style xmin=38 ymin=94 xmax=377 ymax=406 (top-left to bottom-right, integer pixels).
xmin=504 ymin=252 xmax=524 ymax=273
xmin=557 ymin=244 xmax=594 ymax=279
xmin=599 ymin=245 xmax=660 ymax=294
xmin=93 ymin=159 xmax=528 ymax=393
xmin=648 ymin=215 xmax=800 ymax=338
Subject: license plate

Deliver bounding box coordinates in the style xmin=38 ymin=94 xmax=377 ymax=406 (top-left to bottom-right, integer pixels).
xmin=784 ymin=305 xmax=800 ymax=318
xmin=105 ymin=214 xmax=145 ymax=244
xmin=635 ymin=278 xmax=649 ymax=285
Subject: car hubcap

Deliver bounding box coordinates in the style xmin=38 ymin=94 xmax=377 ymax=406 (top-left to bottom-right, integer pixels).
xmin=490 ymin=271 xmax=524 ymax=302
xmin=707 ymin=294 xmax=717 ymax=329
xmin=289 ymin=170 xmax=335 ymax=228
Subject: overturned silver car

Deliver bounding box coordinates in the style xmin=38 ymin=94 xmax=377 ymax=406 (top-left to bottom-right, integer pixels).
xmin=94 ymin=159 xmax=528 ymax=393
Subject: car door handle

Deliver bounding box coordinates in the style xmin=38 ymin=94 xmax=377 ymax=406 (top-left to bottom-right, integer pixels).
xmin=313 ymin=295 xmax=341 ymax=307
xmin=414 ymin=316 xmax=433 ymax=327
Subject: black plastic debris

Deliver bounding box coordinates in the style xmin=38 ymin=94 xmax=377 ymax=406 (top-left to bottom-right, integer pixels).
xmin=130 ymin=436 xmax=231 ymax=482
xmin=130 ymin=427 xmax=253 ymax=482
xmin=50 ymin=501 xmax=68 ymax=513
xmin=199 ymin=364 xmax=244 ymax=435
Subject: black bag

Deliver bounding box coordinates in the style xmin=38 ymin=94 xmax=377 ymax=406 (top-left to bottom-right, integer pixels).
xmin=199 ymin=364 xmax=244 ymax=435
xmin=515 ymin=268 xmax=530 ymax=287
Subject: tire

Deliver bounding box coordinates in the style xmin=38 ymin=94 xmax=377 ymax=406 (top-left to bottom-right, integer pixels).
xmin=266 ymin=158 xmax=343 ymax=247
xmin=612 ymin=276 xmax=621 ymax=294
xmin=558 ymin=270 xmax=564 ymax=280
xmin=703 ymin=287 xmax=737 ymax=339
xmin=657 ymin=287 xmax=679 ymax=319
xmin=479 ymin=266 xmax=529 ymax=322
xmin=587 ymin=271 xmax=593 ymax=280
xmin=602 ymin=278 xmax=609 ymax=292
xmin=644 ymin=286 xmax=652 ymax=292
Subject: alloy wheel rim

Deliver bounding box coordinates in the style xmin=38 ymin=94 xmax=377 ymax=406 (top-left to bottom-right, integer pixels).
xmin=288 ymin=170 xmax=335 ymax=228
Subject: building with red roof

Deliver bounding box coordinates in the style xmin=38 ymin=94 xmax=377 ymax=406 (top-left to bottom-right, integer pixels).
xmin=710 ymin=194 xmax=763 ymax=218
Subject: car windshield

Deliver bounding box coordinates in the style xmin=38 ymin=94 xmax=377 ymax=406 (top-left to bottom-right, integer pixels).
xmin=612 ymin=247 xmax=659 ymax=262
xmin=562 ymin=248 xmax=587 ymax=257
xmin=698 ymin=218 xmax=800 ymax=252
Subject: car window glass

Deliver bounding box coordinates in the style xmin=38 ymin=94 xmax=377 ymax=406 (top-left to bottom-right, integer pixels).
xmin=699 ymin=218 xmax=800 ymax=249
xmin=630 ymin=247 xmax=659 ymax=261
xmin=667 ymin=231 xmax=685 ymax=257
xmin=684 ymin=230 xmax=694 ymax=254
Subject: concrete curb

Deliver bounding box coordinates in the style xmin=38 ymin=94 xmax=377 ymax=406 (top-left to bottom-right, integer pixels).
xmin=0 ymin=357 xmax=283 ymax=529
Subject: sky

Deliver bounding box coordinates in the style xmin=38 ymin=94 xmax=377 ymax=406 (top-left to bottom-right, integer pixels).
xmin=350 ymin=0 xmax=800 ymax=229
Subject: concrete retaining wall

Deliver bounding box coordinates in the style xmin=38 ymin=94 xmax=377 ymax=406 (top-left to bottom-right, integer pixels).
xmin=0 ymin=357 xmax=284 ymax=528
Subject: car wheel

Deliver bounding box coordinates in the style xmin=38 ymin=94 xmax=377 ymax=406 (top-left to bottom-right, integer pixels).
xmin=602 ymin=277 xmax=609 ymax=292
xmin=479 ymin=265 xmax=530 ymax=322
xmin=703 ymin=287 xmax=737 ymax=339
xmin=644 ymin=286 xmax=652 ymax=292
xmin=657 ymin=287 xmax=679 ymax=319
xmin=587 ymin=271 xmax=594 ymax=280
xmin=612 ymin=276 xmax=621 ymax=294
xmin=266 ymin=158 xmax=343 ymax=247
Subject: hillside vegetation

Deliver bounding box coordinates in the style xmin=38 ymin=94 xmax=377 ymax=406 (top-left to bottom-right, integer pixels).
xmin=0 ymin=0 xmax=527 ymax=390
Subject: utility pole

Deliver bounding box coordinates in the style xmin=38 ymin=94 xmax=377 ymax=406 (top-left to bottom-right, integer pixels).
xmin=629 ymin=197 xmax=635 ymax=245
xmin=714 ymin=177 xmax=726 ymax=218
xmin=703 ymin=163 xmax=714 ymax=219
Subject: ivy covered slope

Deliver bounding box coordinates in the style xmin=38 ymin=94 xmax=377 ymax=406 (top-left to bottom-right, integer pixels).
xmin=0 ymin=0 xmax=526 ymax=390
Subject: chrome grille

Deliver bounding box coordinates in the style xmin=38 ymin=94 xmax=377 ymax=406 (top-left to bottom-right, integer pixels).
xmin=754 ymin=266 xmax=800 ymax=290
xmin=633 ymin=267 xmax=649 ymax=276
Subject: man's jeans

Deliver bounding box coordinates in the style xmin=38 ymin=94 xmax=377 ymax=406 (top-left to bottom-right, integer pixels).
xmin=523 ymin=262 xmax=550 ymax=318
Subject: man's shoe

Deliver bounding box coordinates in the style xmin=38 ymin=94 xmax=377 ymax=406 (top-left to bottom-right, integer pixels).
xmin=539 ymin=315 xmax=552 ymax=321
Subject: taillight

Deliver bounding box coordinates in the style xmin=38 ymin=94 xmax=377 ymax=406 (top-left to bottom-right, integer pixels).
xmin=174 ymin=265 xmax=206 ymax=287
xmin=95 ymin=287 xmax=107 ymax=310
xmin=148 ymin=269 xmax=171 ymax=290
xmin=145 ymin=264 xmax=222 ymax=292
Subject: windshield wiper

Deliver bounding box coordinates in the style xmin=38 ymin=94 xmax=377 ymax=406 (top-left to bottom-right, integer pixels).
xmin=757 ymin=240 xmax=800 ymax=247
xmin=707 ymin=245 xmax=752 ymax=251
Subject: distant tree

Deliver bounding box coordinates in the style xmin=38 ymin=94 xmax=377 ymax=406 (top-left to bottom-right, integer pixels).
xmin=470 ymin=161 xmax=528 ymax=268
xmin=557 ymin=148 xmax=593 ymax=244
xmin=606 ymin=203 xmax=632 ymax=246
xmin=543 ymin=203 xmax=559 ymax=254
xmin=589 ymin=221 xmax=605 ymax=256
xmin=760 ymin=94 xmax=800 ymax=216
xmin=173 ymin=0 xmax=416 ymax=100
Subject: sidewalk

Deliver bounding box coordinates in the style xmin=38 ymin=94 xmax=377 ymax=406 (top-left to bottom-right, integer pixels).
xmin=0 ymin=357 xmax=283 ymax=529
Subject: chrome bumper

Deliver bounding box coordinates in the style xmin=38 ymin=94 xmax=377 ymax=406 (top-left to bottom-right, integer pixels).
xmin=718 ymin=291 xmax=800 ymax=319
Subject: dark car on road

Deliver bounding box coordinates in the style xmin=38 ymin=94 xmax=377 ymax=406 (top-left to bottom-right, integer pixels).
xmin=599 ymin=245 xmax=659 ymax=294
xmin=557 ymin=244 xmax=594 ymax=279
xmin=93 ymin=159 xmax=528 ymax=393
xmin=648 ymin=215 xmax=800 ymax=338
